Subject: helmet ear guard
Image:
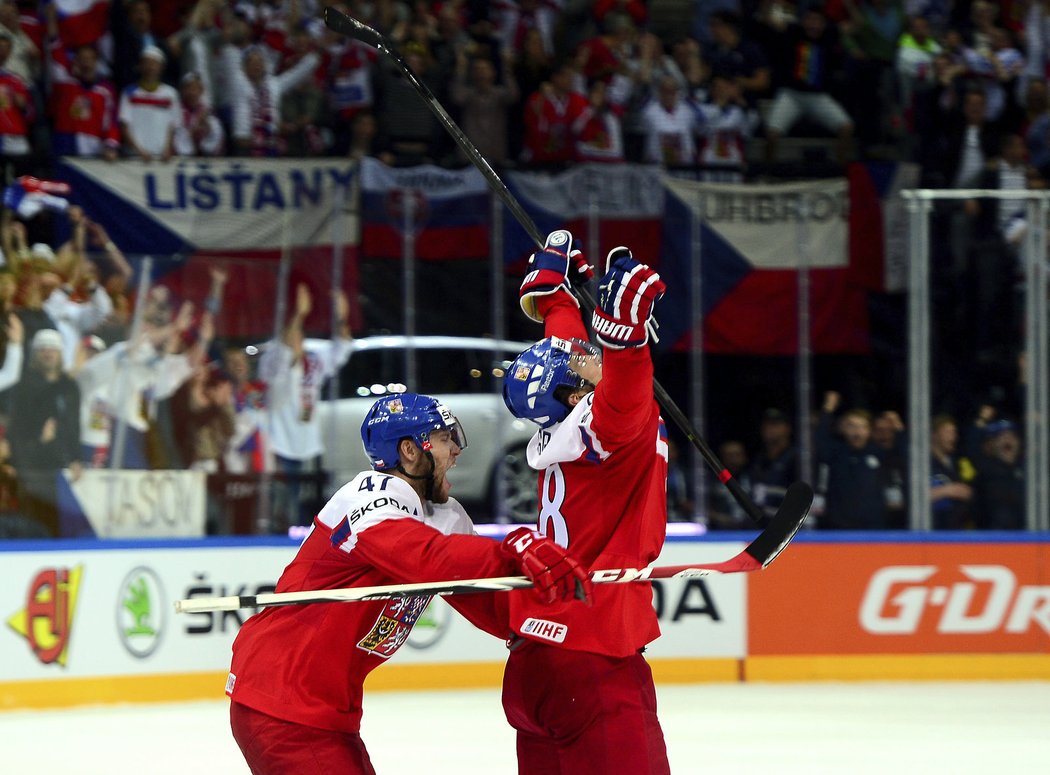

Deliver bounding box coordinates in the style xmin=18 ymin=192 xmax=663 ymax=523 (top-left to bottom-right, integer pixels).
xmin=502 ymin=337 xmax=595 ymax=428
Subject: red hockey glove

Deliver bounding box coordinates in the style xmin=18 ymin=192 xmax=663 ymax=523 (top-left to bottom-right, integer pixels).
xmin=591 ymin=247 xmax=666 ymax=349
xmin=519 ymin=230 xmax=592 ymax=322
xmin=500 ymin=527 xmax=592 ymax=605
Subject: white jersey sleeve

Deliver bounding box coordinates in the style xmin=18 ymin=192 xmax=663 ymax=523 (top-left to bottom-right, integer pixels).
xmin=526 ymin=392 xmax=610 ymax=470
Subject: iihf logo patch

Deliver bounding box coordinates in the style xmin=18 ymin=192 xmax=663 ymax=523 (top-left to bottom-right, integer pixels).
xmin=514 ymin=365 xmax=531 ymax=381
xmin=520 ymin=617 xmax=567 ymax=643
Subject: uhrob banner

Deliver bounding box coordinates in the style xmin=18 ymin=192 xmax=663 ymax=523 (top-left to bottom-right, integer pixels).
xmin=659 ymin=176 xmax=870 ymax=355
xmin=56 ymin=158 xmax=357 ymax=254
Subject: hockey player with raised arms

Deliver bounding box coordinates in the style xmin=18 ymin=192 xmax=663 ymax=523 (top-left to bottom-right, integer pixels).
xmin=501 ymin=230 xmax=671 ymax=773
xmin=226 ymin=392 xmax=592 ymax=775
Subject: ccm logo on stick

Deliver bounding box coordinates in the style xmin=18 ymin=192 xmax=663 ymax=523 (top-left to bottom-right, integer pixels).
xmin=859 ymin=565 xmax=1050 ymax=636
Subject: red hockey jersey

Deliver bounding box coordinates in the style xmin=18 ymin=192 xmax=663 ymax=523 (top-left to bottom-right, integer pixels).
xmin=227 ymin=472 xmax=513 ymax=733
xmin=508 ymin=293 xmax=668 ymax=657
xmin=48 ymin=41 xmax=119 ymax=156
xmin=522 ymin=88 xmax=589 ymax=163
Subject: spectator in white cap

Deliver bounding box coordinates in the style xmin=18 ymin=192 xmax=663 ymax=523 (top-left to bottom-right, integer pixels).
xmin=13 ymin=237 xmax=60 ymax=377
xmin=118 ymin=44 xmax=180 ymax=161
xmin=8 ymin=327 xmax=82 ymax=536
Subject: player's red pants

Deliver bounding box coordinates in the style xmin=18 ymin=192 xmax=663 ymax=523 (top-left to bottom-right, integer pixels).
xmin=230 ymin=701 xmax=376 ymax=775
xmin=502 ymin=640 xmax=670 ymax=775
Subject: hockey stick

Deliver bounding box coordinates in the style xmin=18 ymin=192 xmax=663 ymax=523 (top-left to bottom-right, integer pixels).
xmin=323 ymin=9 xmax=811 ymax=530
xmin=175 ymin=480 xmax=810 ymax=613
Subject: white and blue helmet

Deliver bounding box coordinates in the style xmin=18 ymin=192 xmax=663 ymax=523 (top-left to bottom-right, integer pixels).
xmin=502 ymin=337 xmax=597 ymax=428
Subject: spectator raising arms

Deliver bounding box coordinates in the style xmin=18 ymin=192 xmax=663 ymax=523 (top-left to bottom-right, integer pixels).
xmin=47 ymin=17 xmax=119 ymax=160
xmin=815 ymin=391 xmax=888 ymax=530
xmin=450 ymin=48 xmax=519 ymax=167
xmin=258 ymin=283 xmax=352 ymax=532
xmin=226 ymin=41 xmax=319 ymax=157
xmin=521 ymin=60 xmax=589 ymax=166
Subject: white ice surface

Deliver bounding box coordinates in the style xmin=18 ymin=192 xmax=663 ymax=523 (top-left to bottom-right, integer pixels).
xmin=3 ymin=682 xmax=1048 ymax=774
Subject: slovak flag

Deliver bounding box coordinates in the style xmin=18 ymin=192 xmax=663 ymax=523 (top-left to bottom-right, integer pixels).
xmin=52 ymin=0 xmax=111 ymax=49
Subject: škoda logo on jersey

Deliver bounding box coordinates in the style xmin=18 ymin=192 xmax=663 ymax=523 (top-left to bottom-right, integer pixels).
xmin=859 ymin=565 xmax=1050 ymax=636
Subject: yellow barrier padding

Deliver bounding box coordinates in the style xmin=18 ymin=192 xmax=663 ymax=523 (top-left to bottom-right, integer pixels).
xmin=649 ymin=658 xmax=742 ymax=684
xmin=4 ymin=654 xmax=1048 ymax=711
xmin=364 ymin=660 xmax=505 ymax=691
xmin=0 ymin=671 xmax=229 ymax=711
xmin=745 ymin=654 xmax=1050 ymax=682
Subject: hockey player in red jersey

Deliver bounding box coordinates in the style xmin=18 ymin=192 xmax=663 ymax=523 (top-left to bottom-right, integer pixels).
xmin=501 ymin=229 xmax=671 ymax=774
xmin=226 ymin=392 xmax=591 ymax=775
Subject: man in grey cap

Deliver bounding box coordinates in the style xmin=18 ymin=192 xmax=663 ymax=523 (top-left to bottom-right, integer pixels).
xmin=8 ymin=328 xmax=81 ymax=535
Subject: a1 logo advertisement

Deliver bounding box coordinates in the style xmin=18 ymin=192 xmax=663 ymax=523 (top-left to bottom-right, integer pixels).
xmin=6 ymin=566 xmax=83 ymax=666
xmin=117 ymin=567 xmax=166 ymax=658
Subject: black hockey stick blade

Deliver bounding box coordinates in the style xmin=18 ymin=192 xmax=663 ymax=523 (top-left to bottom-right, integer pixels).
xmin=743 ymin=480 xmax=812 ymax=568
xmin=322 ymin=7 xmax=385 ymax=50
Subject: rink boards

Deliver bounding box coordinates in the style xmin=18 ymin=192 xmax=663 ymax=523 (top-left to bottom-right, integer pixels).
xmin=1 ymin=533 xmax=1048 ymax=710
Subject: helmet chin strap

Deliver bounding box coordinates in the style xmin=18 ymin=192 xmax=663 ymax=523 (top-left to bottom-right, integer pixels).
xmin=397 ymin=447 xmax=437 ymax=502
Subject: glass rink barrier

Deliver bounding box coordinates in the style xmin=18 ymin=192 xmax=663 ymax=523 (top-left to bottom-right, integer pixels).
xmin=0 ymin=239 xmax=355 ymax=540
xmin=903 ymin=189 xmax=1050 ymax=533
xmin=3 ymin=158 xmax=1050 ymax=539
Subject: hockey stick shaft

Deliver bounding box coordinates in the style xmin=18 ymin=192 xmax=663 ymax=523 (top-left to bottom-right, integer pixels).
xmin=323 ymin=9 xmax=781 ymax=528
xmin=175 ymin=480 xmax=810 ymax=614
xmin=176 ymin=547 xmax=758 ymax=613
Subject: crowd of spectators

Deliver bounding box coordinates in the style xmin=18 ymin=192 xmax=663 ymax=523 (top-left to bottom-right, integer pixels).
xmin=698 ymin=390 xmax=1026 ymax=530
xmin=0 ymin=0 xmax=1040 ymax=175
xmin=0 ymin=188 xmax=350 ymax=538
xmin=0 ymin=0 xmax=1044 ymax=536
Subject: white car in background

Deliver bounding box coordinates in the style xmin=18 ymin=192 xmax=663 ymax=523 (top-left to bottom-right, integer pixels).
xmin=315 ymin=335 xmax=539 ymax=522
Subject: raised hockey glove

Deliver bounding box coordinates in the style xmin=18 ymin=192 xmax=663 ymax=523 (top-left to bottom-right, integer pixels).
xmin=519 ymin=230 xmax=592 ymax=322
xmin=592 ymin=248 xmax=666 ymax=349
xmin=500 ymin=527 xmax=592 ymax=605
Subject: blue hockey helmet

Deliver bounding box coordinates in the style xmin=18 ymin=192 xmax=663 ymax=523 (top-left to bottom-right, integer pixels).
xmin=361 ymin=393 xmax=468 ymax=471
xmin=502 ymin=337 xmax=598 ymax=428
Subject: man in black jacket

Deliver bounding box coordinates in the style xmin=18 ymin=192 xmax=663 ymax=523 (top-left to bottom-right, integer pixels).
xmin=9 ymin=328 xmax=81 ymax=536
